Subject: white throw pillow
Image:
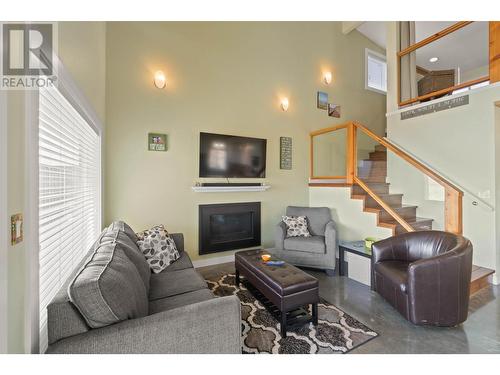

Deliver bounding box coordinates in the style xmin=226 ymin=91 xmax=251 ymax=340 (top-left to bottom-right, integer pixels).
xmin=136 ymin=225 xmax=180 ymax=273
xmin=282 ymin=216 xmax=311 ymax=238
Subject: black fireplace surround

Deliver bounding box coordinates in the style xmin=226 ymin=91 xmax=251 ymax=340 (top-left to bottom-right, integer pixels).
xmin=199 ymin=202 xmax=261 ymax=255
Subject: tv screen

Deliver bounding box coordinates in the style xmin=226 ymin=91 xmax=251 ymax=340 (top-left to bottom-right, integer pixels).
xmin=199 ymin=132 xmax=267 ymax=178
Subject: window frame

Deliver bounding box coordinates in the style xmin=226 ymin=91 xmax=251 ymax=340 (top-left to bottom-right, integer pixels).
xmin=24 ymin=55 xmax=103 ymax=353
xmin=365 ymin=48 xmax=387 ymax=95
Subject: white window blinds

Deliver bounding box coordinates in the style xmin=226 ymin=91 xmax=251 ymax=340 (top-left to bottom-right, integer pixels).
xmin=38 ymin=86 xmax=100 ymax=353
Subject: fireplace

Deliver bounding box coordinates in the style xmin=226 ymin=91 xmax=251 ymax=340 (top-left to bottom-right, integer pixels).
xmin=199 ymin=202 xmax=261 ymax=255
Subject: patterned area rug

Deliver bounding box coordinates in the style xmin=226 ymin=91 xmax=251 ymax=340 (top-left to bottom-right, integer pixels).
xmin=206 ymin=273 xmax=378 ymax=354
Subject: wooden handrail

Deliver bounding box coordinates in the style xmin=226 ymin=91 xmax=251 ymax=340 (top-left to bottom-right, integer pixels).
xmin=354 ymin=176 xmax=415 ymax=233
xmin=398 ymin=76 xmax=490 ymax=107
xmin=310 ymin=120 xmax=464 ymax=234
xmin=398 ymin=21 xmax=473 ymax=57
xmin=352 ymin=121 xmax=463 ymax=194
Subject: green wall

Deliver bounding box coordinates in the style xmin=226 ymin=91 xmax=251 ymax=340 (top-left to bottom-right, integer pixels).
xmin=104 ymin=22 xmax=387 ymax=262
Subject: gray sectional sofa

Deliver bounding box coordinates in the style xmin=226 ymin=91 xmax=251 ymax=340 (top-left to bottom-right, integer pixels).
xmin=46 ymin=221 xmax=241 ymax=354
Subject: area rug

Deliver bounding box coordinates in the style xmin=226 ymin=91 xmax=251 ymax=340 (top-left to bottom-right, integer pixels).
xmin=205 ymin=273 xmax=378 ymax=354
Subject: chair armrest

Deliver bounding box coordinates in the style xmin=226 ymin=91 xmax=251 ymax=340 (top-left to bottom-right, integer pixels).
xmin=372 ymin=236 xmax=410 ymax=264
xmin=275 ymin=221 xmax=287 ymax=250
xmin=325 ymin=220 xmax=338 ymax=255
xmin=170 ymin=233 xmax=184 ymax=253
xmin=46 ymin=295 xmax=241 ymax=354
xmin=407 ymin=247 xmax=472 ymax=324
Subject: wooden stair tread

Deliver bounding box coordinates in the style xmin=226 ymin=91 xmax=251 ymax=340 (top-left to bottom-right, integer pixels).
xmin=471 ymin=266 xmax=495 ymax=281
xmin=365 ymin=204 xmax=418 ymax=212
xmin=380 ymin=216 xmax=433 ymax=226
xmin=470 ymin=266 xmax=495 ymax=295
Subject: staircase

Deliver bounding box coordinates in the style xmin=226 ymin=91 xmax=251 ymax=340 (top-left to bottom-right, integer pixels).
xmin=351 ymin=144 xmax=434 ymax=235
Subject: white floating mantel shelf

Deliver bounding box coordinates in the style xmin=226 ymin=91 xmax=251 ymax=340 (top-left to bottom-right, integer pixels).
xmin=192 ymin=185 xmax=271 ymax=193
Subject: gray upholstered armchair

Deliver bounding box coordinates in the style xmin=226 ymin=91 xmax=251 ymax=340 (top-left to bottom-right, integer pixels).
xmin=269 ymin=206 xmax=337 ymax=275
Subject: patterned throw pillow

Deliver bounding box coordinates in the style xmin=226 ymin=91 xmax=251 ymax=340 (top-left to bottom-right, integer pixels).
xmin=282 ymin=215 xmax=311 ymax=238
xmin=136 ymin=225 xmax=180 ymax=273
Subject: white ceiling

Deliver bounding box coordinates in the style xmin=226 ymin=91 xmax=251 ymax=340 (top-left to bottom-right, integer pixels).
xmin=356 ymin=22 xmax=489 ymax=74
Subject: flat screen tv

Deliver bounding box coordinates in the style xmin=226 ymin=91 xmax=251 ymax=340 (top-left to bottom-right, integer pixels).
xmin=199 ymin=132 xmax=267 ymax=178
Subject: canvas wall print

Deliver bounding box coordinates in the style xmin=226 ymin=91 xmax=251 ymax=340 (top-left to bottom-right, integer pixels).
xmin=328 ymin=103 xmax=341 ymax=118
xmin=317 ymin=91 xmax=328 ymax=110
xmin=148 ymin=133 xmax=167 ymax=151
xmin=280 ymin=136 xmax=292 ymax=170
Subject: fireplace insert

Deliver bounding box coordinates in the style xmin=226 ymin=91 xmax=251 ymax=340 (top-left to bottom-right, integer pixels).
xmin=199 ymin=202 xmax=261 ymax=255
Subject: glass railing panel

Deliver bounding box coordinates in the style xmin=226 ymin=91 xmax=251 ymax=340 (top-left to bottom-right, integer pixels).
xmin=355 ymin=129 xmax=445 ymax=233
xmin=311 ymin=127 xmax=347 ymax=179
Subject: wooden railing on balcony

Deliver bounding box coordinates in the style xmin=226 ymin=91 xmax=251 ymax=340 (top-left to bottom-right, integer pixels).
xmin=309 ymin=121 xmax=464 ymax=234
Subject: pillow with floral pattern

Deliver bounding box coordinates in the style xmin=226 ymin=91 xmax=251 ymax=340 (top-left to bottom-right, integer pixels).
xmin=282 ymin=215 xmax=311 ymax=238
xmin=136 ymin=225 xmax=180 ymax=273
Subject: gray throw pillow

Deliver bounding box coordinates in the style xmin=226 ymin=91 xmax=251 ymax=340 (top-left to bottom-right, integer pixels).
xmin=282 ymin=215 xmax=311 ymax=237
xmin=136 ymin=225 xmax=180 ymax=273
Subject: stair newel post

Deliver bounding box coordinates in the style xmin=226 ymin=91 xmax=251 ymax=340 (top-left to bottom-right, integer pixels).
xmin=444 ymin=187 xmax=463 ymax=235
xmin=346 ymin=122 xmax=357 ymax=185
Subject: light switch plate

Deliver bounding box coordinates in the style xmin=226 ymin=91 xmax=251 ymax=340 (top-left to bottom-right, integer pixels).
xmin=11 ymin=213 xmax=23 ymax=245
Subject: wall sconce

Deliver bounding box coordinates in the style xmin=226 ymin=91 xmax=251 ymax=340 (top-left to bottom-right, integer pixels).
xmin=323 ymin=71 xmax=332 ymax=85
xmin=154 ymin=71 xmax=166 ymax=89
xmin=280 ymin=98 xmax=289 ymax=112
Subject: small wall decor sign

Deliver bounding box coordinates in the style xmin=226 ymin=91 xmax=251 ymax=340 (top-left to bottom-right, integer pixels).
xmin=148 ymin=133 xmax=167 ymax=151
xmin=328 ymin=103 xmax=341 ymax=118
xmin=317 ymin=91 xmax=328 ymax=110
xmin=280 ymin=136 xmax=292 ymax=170
xmin=11 ymin=213 xmax=23 ymax=245
xmin=400 ymin=95 xmax=469 ymax=120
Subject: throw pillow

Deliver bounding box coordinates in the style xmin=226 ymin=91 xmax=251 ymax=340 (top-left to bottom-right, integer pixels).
xmin=282 ymin=215 xmax=311 ymax=237
xmin=136 ymin=225 xmax=180 ymax=273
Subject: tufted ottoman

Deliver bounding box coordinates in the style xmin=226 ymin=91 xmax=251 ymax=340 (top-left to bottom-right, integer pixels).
xmin=235 ymin=249 xmax=319 ymax=337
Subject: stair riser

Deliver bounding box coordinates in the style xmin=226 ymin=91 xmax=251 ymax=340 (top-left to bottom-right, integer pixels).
xmin=364 ymin=195 xmax=403 ymax=209
xmin=358 ymin=167 xmax=387 ymax=178
xmin=369 ymin=151 xmax=387 ymax=161
xmin=374 ymin=145 xmax=386 ymax=152
xmin=395 ymin=222 xmax=433 ymax=235
xmin=360 ymin=176 xmax=387 ymax=183
xmin=352 ymin=184 xmax=389 ymax=195
xmin=379 ymin=207 xmax=417 ymax=222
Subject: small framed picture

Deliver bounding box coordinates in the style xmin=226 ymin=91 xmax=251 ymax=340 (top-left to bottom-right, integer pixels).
xmin=317 ymin=91 xmax=328 ymax=110
xmin=328 ymin=103 xmax=341 ymax=118
xmin=148 ymin=133 xmax=167 ymax=151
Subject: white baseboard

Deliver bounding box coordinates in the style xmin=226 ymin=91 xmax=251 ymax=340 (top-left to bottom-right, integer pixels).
xmin=193 ymin=254 xmax=235 ymax=268
xmin=490 ymin=274 xmax=499 ymax=285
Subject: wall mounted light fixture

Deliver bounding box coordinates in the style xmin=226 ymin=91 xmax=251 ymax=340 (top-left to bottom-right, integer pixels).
xmin=280 ymin=98 xmax=289 ymax=112
xmin=154 ymin=71 xmax=166 ymax=89
xmin=323 ymin=71 xmax=332 ymax=85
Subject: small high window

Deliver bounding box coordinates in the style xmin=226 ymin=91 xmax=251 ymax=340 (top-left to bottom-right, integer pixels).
xmin=365 ymin=48 xmax=387 ymax=94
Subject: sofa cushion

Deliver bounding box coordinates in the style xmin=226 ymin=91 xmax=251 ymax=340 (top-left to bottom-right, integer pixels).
xmin=99 ymin=227 xmax=151 ymax=293
xmin=284 ymin=235 xmax=326 ymax=254
xmin=148 ymin=289 xmax=214 ymax=315
xmin=109 ymin=220 xmax=138 ymax=243
xmin=149 ymin=268 xmax=208 ymax=301
xmin=286 ymin=206 xmax=331 ymax=236
xmin=374 ymin=261 xmax=410 ymax=294
xmin=163 ymin=252 xmax=193 ymax=272
xmin=68 ymin=242 xmax=149 ymax=329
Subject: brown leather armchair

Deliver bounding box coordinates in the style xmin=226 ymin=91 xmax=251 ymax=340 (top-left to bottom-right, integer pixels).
xmin=372 ymin=231 xmax=473 ymax=326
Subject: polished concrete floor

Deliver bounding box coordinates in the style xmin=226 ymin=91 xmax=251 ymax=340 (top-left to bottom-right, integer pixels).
xmin=197 ymin=262 xmax=500 ymax=354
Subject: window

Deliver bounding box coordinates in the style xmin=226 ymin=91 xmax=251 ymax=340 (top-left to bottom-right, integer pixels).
xmin=365 ymin=48 xmax=387 ymax=94
xmin=38 ymin=86 xmax=100 ymax=352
